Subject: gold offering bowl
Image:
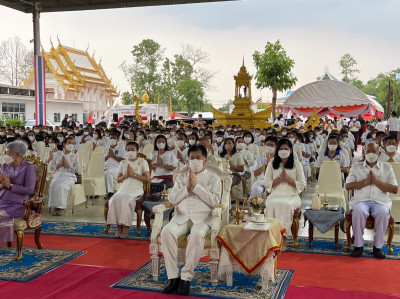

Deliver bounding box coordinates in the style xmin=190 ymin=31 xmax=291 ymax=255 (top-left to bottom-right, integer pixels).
xmin=232 ymin=209 xmax=245 ymax=225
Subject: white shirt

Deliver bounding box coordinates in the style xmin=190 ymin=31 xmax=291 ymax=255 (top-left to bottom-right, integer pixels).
xmin=315 ymin=148 xmax=350 ymax=169
xmin=150 ymin=150 xmax=178 ymax=176
xmin=346 ymin=161 xmax=397 ymax=209
xmin=387 ymin=117 xmax=400 ymax=131
xmin=104 ymin=142 xmax=126 ymax=168
xmin=168 ymin=169 xmax=221 ymax=226
xmin=378 ymin=152 xmax=400 ymax=163
xmin=238 ymin=149 xmax=254 ymax=173
xmin=376 ymin=122 xmax=386 ymax=132
xmin=253 ymin=155 xmax=269 ymax=182
xmin=349 ymin=120 xmax=361 ymax=132
xmin=50 ymin=150 xmax=80 ymax=177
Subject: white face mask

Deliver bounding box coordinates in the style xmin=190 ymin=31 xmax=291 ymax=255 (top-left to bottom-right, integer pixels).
xmin=157 ymin=142 xmax=166 ymax=150
xmin=124 ymin=133 xmax=130 ymax=139
xmin=137 ymin=135 xmax=143 ymax=142
xmin=110 ymin=139 xmax=117 ymax=146
xmin=126 ymin=150 xmax=137 ymax=160
xmin=74 ymin=130 xmax=79 ymax=134
xmin=282 ymin=131 xmax=287 ymax=136
xmin=150 ymin=134 xmax=155 ymax=138
xmin=289 ymin=138 xmax=295 ymax=145
xmin=236 ymin=143 xmax=246 ymax=150
xmin=278 ymin=150 xmax=290 ymax=159
xmin=216 ymin=137 xmax=223 ymax=143
xmin=244 ymin=137 xmax=252 ymax=144
xmin=3 ymin=154 xmax=14 ymax=164
xmin=189 ymin=159 xmax=204 ymax=173
xmin=84 ymin=131 xmax=89 ymax=136
xmin=365 ymin=152 xmax=378 ymax=163
xmin=177 ymin=140 xmax=185 ymax=148
xmin=265 ymin=146 xmax=275 ymax=154
xmin=66 ymin=144 xmax=75 ymax=152
xmin=7 ymin=135 xmax=13 ymax=139
xmin=28 ymin=136 xmax=35 ymax=141
xmin=165 ymin=134 xmax=170 ymax=139
xmin=189 ymin=140 xmax=196 ymax=146
xmin=387 ymin=145 xmax=397 ymax=153
xmin=322 ymin=134 xmax=327 ymax=138
xmin=328 ymin=144 xmax=337 ymax=151
xmin=49 ymin=143 xmax=56 ymax=150
xmin=15 ymin=130 xmax=19 ymax=134
xmin=260 ymin=135 xmax=266 ymax=141
xmin=93 ymin=134 xmax=98 ymax=139
xmin=34 ymin=129 xmax=39 ymax=134
xmin=228 ymin=135 xmax=235 ymax=139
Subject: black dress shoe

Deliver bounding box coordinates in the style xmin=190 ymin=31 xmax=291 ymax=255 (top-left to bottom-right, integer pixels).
xmin=350 ymin=246 xmax=363 ymax=257
xmin=163 ymin=277 xmax=181 ymax=294
xmin=373 ymin=246 xmax=386 ymax=259
xmin=178 ymin=279 xmax=190 ymax=295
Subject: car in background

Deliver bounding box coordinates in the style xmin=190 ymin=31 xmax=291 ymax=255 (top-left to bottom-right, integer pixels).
xmin=24 ymin=119 xmax=56 ymax=129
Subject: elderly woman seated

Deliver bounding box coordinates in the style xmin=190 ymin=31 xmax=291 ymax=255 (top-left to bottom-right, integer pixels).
xmin=0 ymin=141 xmax=36 ymax=243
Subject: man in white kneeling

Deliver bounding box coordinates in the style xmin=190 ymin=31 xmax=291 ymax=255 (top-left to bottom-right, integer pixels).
xmin=161 ymin=145 xmax=221 ymax=295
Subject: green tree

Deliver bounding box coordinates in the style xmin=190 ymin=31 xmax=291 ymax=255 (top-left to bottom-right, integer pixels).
xmin=121 ymin=91 xmax=134 ymax=105
xmin=339 ymin=53 xmax=360 ymax=83
xmin=120 ymin=39 xmax=164 ymax=101
xmin=253 ymin=40 xmax=297 ymax=121
xmin=176 ymin=77 xmax=204 ymax=116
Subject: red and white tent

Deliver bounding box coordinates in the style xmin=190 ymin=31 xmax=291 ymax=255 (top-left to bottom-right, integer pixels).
xmin=283 ymin=79 xmax=384 ymax=118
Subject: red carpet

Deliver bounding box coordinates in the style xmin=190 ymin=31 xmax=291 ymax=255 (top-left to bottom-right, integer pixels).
xmin=4 ymin=234 xmax=400 ymax=298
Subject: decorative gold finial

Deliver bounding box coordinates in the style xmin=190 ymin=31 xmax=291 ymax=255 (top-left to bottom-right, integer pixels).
xmin=142 ymin=91 xmax=149 ymax=104
xmin=99 ymin=57 xmax=102 ymax=65
xmin=242 ymin=55 xmax=245 ymax=67
xmin=50 ymin=37 xmax=54 ymax=49
xmin=57 ymin=34 xmax=61 ymax=45
xmin=86 ymin=44 xmax=89 ymax=52
xmin=92 ymin=50 xmax=95 ymax=59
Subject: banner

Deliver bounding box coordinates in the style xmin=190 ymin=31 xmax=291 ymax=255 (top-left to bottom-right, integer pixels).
xmin=34 ymin=55 xmax=46 ymax=125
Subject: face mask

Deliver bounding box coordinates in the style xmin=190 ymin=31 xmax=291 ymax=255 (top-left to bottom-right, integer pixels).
xmin=236 ymin=143 xmax=246 ymax=150
xmin=7 ymin=135 xmax=13 ymax=139
xmin=157 ymin=142 xmax=166 ymax=150
xmin=177 ymin=140 xmax=185 ymax=148
xmin=3 ymin=154 xmax=14 ymax=164
xmin=165 ymin=134 xmax=170 ymax=139
xmin=216 ymin=137 xmax=223 ymax=143
xmin=278 ymin=150 xmax=290 ymax=159
xmin=105 ymin=133 xmax=109 ymax=137
xmin=58 ymin=137 xmax=64 ymax=143
xmin=189 ymin=159 xmax=204 ymax=173
xmin=0 ymin=132 xmax=4 ymax=136
xmin=34 ymin=129 xmax=39 ymax=134
xmin=110 ymin=139 xmax=117 ymax=146
xmin=289 ymin=138 xmax=295 ymax=145
xmin=20 ymin=132 xmax=25 ymax=136
xmin=150 ymin=134 xmax=155 ymax=138
xmin=15 ymin=130 xmax=19 ymax=134
xmin=387 ymin=145 xmax=397 ymax=153
xmin=66 ymin=144 xmax=75 ymax=152
xmin=93 ymin=134 xmax=98 ymax=139
xmin=124 ymin=133 xmax=130 ymax=139
xmin=322 ymin=134 xmax=327 ymax=138
xmin=316 ymin=132 xmax=321 ymax=136
xmin=227 ymin=135 xmax=234 ymax=139
xmin=84 ymin=132 xmax=89 ymax=136
xmin=67 ymin=131 xmax=73 ymax=135
xmin=343 ymin=137 xmax=348 ymax=142
xmin=365 ymin=153 xmax=378 ymax=163
xmin=244 ymin=137 xmax=252 ymax=144
xmin=49 ymin=143 xmax=56 ymax=150
xmin=266 ymin=146 xmax=275 ymax=154
xmin=136 ymin=135 xmax=143 ymax=142
xmin=260 ymin=135 xmax=266 ymax=141
xmin=282 ymin=131 xmax=287 ymax=136
xmin=62 ymin=129 xmax=67 ymax=133
xmin=74 ymin=130 xmax=79 ymax=134
xmin=189 ymin=140 xmax=196 ymax=146
xmin=328 ymin=144 xmax=337 ymax=151
xmin=28 ymin=136 xmax=35 ymax=141
xmin=372 ymin=134 xmax=376 ymax=139
xmin=126 ymin=150 xmax=137 ymax=160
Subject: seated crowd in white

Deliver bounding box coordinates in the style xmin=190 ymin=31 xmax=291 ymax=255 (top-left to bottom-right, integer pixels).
xmin=0 ymin=115 xmax=398 ymax=294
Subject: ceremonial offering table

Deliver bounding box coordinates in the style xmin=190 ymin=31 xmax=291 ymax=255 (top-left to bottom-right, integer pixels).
xmin=217 ymin=219 xmax=285 ymax=290
xmin=304 ymin=206 xmax=345 ymax=250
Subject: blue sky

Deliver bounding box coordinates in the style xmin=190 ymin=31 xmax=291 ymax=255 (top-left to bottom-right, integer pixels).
xmin=0 ymin=0 xmax=399 ymax=107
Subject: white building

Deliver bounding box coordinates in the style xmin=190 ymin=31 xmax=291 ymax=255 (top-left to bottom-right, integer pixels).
xmin=23 ymin=41 xmax=119 ymax=121
xmin=0 ymin=84 xmax=84 ymax=125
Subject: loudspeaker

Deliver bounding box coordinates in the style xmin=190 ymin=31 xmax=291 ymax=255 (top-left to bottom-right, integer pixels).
xmin=113 ymin=113 xmax=118 ymax=122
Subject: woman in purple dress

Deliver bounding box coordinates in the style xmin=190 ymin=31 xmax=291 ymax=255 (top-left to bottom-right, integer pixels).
xmin=0 ymin=141 xmax=36 ymax=242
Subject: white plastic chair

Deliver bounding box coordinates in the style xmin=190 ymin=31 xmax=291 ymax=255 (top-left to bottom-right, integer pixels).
xmin=143 ymin=143 xmax=154 ymax=158
xmin=82 ymin=152 xmax=106 ymax=202
xmin=93 ymin=145 xmax=104 ymax=154
xmin=67 ymin=184 xmax=86 ymax=214
xmin=388 ymin=163 xmax=400 ymax=222
xmin=318 ymin=161 xmax=347 ymax=209
xmin=258 ymin=145 xmax=266 ymax=156
xmin=39 ymin=147 xmax=50 ymax=162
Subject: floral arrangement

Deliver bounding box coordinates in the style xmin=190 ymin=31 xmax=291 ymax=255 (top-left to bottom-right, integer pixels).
xmin=247 ymin=197 xmax=265 ymax=211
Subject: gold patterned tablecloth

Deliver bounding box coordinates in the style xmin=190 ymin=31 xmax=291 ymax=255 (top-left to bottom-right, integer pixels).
xmin=217 ymin=219 xmax=285 ymax=277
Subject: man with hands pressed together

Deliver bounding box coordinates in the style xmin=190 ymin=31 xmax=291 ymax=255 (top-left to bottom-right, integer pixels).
xmin=161 ymin=145 xmax=221 ymax=296
xmin=345 ymin=143 xmax=398 ymax=259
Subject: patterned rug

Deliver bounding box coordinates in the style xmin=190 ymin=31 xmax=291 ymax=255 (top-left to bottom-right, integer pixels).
xmin=26 ymin=221 xmax=150 ymax=240
xmin=286 ymin=236 xmax=400 ymax=259
xmin=0 ymin=246 xmax=85 ymax=282
xmin=112 ymin=260 xmax=293 ymax=299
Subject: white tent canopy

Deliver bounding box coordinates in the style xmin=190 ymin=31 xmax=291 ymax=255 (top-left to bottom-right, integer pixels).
xmin=283 ymin=79 xmax=384 ymax=117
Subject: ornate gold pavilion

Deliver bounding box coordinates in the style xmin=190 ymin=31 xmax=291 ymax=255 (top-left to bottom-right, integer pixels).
xmin=212 ymin=60 xmax=271 ymax=129
xmin=24 ymin=39 xmax=119 ymax=119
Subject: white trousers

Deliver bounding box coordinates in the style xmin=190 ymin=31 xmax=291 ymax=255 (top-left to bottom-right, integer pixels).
xmin=105 ymin=167 xmax=118 ymax=193
xmin=161 ymin=220 xmax=210 ymax=281
xmin=48 ymin=176 xmax=75 ymax=209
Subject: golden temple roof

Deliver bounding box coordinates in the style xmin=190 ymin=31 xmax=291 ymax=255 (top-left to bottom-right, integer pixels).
xmin=23 ymin=41 xmax=118 ymax=97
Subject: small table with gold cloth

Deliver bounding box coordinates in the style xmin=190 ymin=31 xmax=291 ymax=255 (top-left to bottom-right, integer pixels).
xmin=216 ymin=219 xmax=285 ymax=290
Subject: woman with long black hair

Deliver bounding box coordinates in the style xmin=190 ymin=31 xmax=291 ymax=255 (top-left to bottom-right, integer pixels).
xmin=263 ymin=138 xmax=306 ymax=236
